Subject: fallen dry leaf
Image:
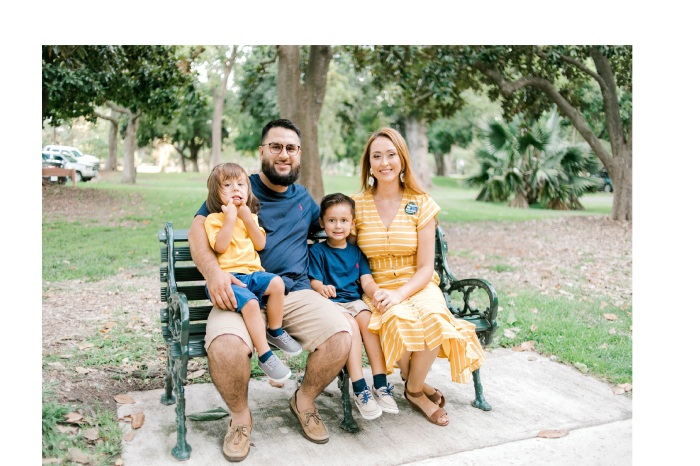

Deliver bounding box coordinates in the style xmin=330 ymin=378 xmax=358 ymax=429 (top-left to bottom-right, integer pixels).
xmin=114 ymin=394 xmax=135 ymax=404
xmin=503 ymin=329 xmax=516 ymax=339
xmin=123 ymin=429 xmax=136 ymax=442
xmin=187 ymin=369 xmax=206 ymax=380
xmin=603 ymin=313 xmax=618 ymax=321
xmin=77 ymin=343 xmax=94 ymax=350
xmin=131 ymin=412 xmax=145 ymax=429
xmin=82 ymin=427 xmax=100 ymax=441
xmin=56 ymin=425 xmax=78 ymax=435
xmin=103 ymin=321 xmax=117 ymax=329
xmin=68 ymin=448 xmax=90 ymax=464
xmin=512 ymin=340 xmax=535 ymax=352
xmin=115 ymin=459 xmax=124 ymax=466
xmin=613 ymin=383 xmax=633 ymax=394
xmin=520 ymin=340 xmax=535 ymax=351
xmin=537 ymin=429 xmax=569 ymax=439
xmin=75 ymin=367 xmax=91 ymax=375
xmin=269 ymin=379 xmax=285 ymax=388
xmin=64 ymin=412 xmax=84 ymax=423
xmin=600 ymin=301 xmax=608 ymax=309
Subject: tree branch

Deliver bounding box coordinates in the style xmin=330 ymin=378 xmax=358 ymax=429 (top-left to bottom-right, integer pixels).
xmin=474 ymin=63 xmax=613 ymax=166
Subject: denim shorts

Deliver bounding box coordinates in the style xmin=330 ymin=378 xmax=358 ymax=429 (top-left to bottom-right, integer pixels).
xmin=205 ymin=271 xmax=277 ymax=313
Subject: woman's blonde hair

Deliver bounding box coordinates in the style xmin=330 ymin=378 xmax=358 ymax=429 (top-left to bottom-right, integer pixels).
xmin=359 ymin=127 xmax=425 ymax=195
xmin=206 ymin=163 xmax=260 ymax=214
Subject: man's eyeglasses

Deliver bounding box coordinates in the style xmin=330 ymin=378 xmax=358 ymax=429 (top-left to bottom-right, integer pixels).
xmin=261 ymin=142 xmax=301 ymax=156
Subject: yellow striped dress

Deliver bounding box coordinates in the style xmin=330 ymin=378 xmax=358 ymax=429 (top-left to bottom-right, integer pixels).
xmin=352 ymin=191 xmax=486 ymax=383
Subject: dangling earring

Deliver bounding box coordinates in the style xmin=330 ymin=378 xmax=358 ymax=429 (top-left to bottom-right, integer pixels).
xmin=400 ymin=171 xmax=405 ymax=183
xmin=368 ymin=169 xmax=375 ymax=187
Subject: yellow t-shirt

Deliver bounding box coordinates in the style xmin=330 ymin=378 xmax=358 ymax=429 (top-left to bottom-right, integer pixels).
xmin=204 ymin=212 xmax=266 ymax=274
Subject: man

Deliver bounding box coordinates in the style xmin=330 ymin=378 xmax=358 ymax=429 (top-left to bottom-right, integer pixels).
xmin=189 ymin=119 xmax=352 ymax=462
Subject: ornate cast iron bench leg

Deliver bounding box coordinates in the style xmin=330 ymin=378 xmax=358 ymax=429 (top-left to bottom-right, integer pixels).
xmin=337 ymin=367 xmax=359 ymax=433
xmin=171 ymin=357 xmax=192 ymax=460
xmin=471 ymin=368 xmax=492 ymax=411
xmin=160 ymin=351 xmax=176 ymax=406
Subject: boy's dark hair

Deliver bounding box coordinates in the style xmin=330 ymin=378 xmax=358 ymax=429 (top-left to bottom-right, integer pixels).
xmin=261 ymin=119 xmax=302 ymax=145
xmin=319 ymin=192 xmax=355 ymax=219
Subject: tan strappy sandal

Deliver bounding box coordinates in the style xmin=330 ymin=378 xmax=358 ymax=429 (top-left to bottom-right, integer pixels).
xmin=401 ymin=374 xmax=446 ymax=408
xmin=404 ymin=389 xmax=449 ymax=426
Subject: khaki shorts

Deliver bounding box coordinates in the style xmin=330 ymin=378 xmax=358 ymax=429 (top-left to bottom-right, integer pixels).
xmin=204 ymin=289 xmax=351 ymax=353
xmin=334 ymin=299 xmax=370 ymax=318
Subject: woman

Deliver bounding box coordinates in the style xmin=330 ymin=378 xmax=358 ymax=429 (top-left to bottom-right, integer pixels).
xmin=351 ymin=127 xmax=486 ymax=426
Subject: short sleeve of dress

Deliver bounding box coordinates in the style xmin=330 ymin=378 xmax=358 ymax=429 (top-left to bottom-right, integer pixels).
xmin=415 ymin=194 xmax=441 ymax=231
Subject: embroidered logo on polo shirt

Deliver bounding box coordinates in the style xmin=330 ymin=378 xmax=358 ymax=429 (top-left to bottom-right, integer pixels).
xmin=405 ymin=202 xmax=418 ymax=215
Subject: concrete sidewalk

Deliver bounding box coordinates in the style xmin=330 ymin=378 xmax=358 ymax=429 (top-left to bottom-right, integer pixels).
xmin=117 ymin=348 xmax=632 ymax=465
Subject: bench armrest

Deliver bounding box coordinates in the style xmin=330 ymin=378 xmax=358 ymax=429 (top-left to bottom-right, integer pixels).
xmin=444 ymin=277 xmax=499 ymax=346
xmin=167 ymin=292 xmax=191 ymax=365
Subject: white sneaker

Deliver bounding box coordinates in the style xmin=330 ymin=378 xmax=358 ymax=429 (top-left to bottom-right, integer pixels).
xmin=353 ymin=386 xmax=382 ymax=420
xmin=372 ymin=383 xmax=399 ymax=414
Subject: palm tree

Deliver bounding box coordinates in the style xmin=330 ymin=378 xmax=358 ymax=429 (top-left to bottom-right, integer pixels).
xmin=467 ymin=110 xmax=601 ymax=209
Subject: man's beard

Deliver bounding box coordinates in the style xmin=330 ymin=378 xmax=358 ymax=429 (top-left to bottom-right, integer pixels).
xmin=261 ymin=158 xmax=301 ymax=186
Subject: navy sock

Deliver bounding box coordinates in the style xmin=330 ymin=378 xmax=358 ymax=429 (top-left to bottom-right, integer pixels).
xmin=267 ymin=327 xmax=284 ymax=337
xmin=352 ymin=379 xmax=368 ymax=395
xmin=373 ymin=374 xmax=387 ymax=389
xmin=259 ymin=350 xmax=273 ymax=363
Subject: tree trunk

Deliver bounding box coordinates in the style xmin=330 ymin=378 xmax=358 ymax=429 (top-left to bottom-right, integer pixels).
xmin=277 ymin=45 xmax=331 ymax=203
xmin=405 ymin=117 xmax=432 ymax=190
xmin=189 ymin=141 xmax=201 ymax=173
xmin=121 ymin=112 xmax=140 ymax=183
xmin=434 ymin=152 xmax=446 ymax=176
xmin=107 ymin=115 xmax=118 ymax=171
xmin=211 ymin=46 xmax=239 ymax=169
xmin=94 ymin=108 xmax=120 ymax=171
xmin=608 ymin=145 xmax=632 ymax=221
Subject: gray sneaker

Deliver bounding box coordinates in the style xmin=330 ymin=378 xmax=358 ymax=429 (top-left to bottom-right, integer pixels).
xmin=353 ymin=386 xmax=382 ymax=420
xmin=258 ymin=353 xmax=291 ymax=383
xmin=267 ymin=329 xmax=303 ymax=356
xmin=373 ymin=383 xmax=399 ymax=414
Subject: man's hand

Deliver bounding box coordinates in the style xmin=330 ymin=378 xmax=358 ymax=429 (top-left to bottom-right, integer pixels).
xmin=207 ymin=268 xmax=244 ymax=311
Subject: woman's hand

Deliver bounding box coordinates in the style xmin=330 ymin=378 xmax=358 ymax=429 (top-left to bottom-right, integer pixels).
xmin=372 ymin=289 xmax=404 ymax=314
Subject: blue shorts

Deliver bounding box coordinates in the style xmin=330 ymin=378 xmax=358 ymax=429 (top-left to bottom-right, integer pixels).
xmin=205 ymin=271 xmax=278 ymax=312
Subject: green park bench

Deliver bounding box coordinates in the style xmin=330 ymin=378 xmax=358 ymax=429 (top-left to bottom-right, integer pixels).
xmin=158 ymin=221 xmax=499 ymax=460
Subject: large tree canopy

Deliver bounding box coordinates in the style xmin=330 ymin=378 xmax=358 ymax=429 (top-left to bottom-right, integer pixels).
xmin=42 ymin=45 xmax=196 ymax=182
xmin=458 ymin=45 xmax=632 ymax=221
